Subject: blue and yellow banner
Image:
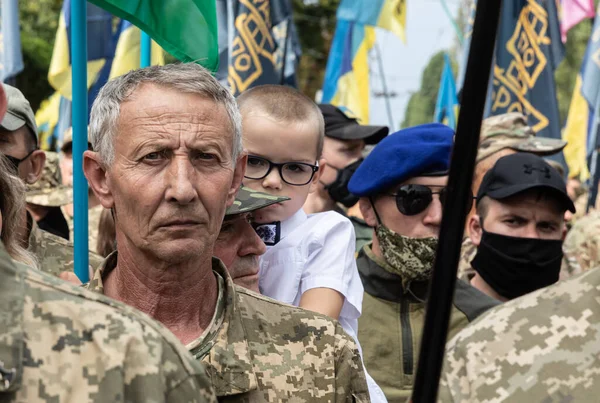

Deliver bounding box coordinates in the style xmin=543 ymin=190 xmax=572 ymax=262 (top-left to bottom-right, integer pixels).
xmin=434 ymin=54 xmax=459 ymax=129
xmin=217 ymin=0 xmax=301 ymax=96
xmin=322 ymin=20 xmax=375 ymax=124
xmin=336 ymin=0 xmax=406 ymax=43
xmin=488 ymin=0 xmax=566 ymax=167
xmin=0 ymin=0 xmax=24 ymax=82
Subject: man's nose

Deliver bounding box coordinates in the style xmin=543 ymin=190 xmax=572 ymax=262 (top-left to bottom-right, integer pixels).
xmin=165 ymin=156 xmax=198 ymax=204
xmin=423 ymin=195 xmax=443 ymax=226
xmin=239 ymin=221 xmax=267 ymax=257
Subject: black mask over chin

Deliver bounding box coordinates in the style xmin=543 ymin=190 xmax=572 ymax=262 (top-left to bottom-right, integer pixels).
xmin=324 ymin=158 xmax=363 ymax=208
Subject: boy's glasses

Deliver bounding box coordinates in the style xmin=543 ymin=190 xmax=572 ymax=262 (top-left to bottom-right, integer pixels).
xmin=384 ymin=184 xmax=474 ymax=216
xmin=245 ymin=155 xmax=319 ymax=186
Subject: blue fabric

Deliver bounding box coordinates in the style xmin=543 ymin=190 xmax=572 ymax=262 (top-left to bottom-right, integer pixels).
xmin=0 ymin=0 xmax=24 ymax=81
xmin=348 ymin=123 xmax=454 ymax=196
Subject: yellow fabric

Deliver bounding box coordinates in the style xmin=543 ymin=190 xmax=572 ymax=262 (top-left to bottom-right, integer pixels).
xmin=47 ymin=12 xmax=106 ymax=99
xmin=377 ymin=0 xmax=407 ymax=43
xmin=563 ymin=75 xmax=591 ymax=180
xmin=109 ymin=25 xmax=165 ymax=79
xmin=35 ymin=92 xmax=62 ymax=151
xmin=331 ymin=26 xmax=376 ymax=124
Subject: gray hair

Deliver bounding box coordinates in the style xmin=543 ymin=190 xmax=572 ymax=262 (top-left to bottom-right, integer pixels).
xmin=89 ymin=63 xmax=243 ymax=166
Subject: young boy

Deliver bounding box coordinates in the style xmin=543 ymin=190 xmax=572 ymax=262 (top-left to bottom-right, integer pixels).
xmin=238 ymin=85 xmax=387 ymax=402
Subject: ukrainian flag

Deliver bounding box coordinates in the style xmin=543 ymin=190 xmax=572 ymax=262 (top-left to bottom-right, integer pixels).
xmin=109 ymin=21 xmax=164 ymax=79
xmin=322 ymin=20 xmax=375 ymax=124
xmin=48 ymin=0 xmax=118 ymax=99
xmin=337 ymin=0 xmax=406 ymax=42
xmin=434 ymin=54 xmax=459 ymax=129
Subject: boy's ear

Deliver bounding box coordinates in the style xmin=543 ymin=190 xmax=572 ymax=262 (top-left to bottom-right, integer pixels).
xmin=469 ymin=215 xmax=483 ymax=247
xmin=308 ymin=158 xmax=326 ymax=194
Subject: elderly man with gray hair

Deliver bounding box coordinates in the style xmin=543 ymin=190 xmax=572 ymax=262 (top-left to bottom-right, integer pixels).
xmin=83 ymin=63 xmax=370 ymax=402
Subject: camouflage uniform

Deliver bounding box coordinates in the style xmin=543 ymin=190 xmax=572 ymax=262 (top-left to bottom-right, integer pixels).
xmin=438 ymin=263 xmax=600 ymax=402
xmin=357 ymin=244 xmax=499 ymax=402
xmin=25 ymin=151 xmax=72 ymax=207
xmin=27 ymin=213 xmax=104 ymax=276
xmin=87 ymin=254 xmax=371 ymax=402
xmin=561 ymin=210 xmax=600 ymax=276
xmin=0 ymin=242 xmax=216 ymax=402
xmin=62 ymin=204 xmax=104 ymax=254
xmin=225 ymin=185 xmax=289 ymax=215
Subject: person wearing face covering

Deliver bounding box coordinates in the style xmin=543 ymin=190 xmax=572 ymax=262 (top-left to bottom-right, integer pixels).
xmin=348 ymin=124 xmax=499 ymax=402
xmin=467 ymin=152 xmax=576 ymax=302
xmin=303 ymin=104 xmax=388 ymax=252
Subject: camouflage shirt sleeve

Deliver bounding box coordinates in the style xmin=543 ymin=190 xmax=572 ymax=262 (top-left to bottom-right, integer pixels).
xmin=333 ymin=323 xmax=371 ymax=402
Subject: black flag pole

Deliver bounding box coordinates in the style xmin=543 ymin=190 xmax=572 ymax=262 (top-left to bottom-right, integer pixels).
xmin=411 ymin=0 xmax=503 ymax=402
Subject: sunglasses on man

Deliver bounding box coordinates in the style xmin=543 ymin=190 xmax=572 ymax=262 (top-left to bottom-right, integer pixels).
xmin=383 ymin=184 xmax=474 ymax=216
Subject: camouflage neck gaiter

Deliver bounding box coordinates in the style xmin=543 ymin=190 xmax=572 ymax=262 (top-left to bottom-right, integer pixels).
xmin=375 ymin=225 xmax=438 ymax=287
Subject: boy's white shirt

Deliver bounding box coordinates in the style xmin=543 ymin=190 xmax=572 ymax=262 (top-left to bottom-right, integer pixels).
xmin=258 ymin=209 xmax=388 ymax=403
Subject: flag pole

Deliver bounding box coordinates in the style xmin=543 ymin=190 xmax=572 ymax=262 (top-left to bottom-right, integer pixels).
xmin=71 ymin=0 xmax=90 ymax=282
xmin=374 ymin=41 xmax=395 ymax=129
xmin=411 ymin=0 xmax=503 ymax=401
xmin=141 ymin=31 xmax=151 ymax=68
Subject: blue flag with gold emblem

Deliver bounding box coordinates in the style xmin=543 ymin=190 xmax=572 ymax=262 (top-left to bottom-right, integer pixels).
xmin=216 ymin=0 xmax=301 ymax=96
xmin=489 ymin=0 xmax=566 ymax=166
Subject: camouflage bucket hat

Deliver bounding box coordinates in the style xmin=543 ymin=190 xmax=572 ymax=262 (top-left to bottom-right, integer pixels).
xmin=26 ymin=151 xmax=73 ymax=207
xmin=476 ymin=113 xmax=566 ymax=163
xmin=226 ymin=186 xmax=289 ymax=216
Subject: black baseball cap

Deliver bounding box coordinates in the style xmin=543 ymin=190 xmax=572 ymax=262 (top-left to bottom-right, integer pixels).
xmin=318 ymin=104 xmax=388 ymax=144
xmin=477 ymin=152 xmax=575 ymax=213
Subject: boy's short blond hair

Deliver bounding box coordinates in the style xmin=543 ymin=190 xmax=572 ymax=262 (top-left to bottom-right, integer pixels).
xmin=237 ymin=85 xmax=325 ymax=159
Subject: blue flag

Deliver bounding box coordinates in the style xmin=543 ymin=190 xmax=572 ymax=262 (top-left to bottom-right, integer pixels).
xmin=434 ymin=54 xmax=459 ymax=129
xmin=0 ymin=0 xmax=24 ymax=82
xmin=216 ymin=0 xmax=301 ymax=96
xmin=581 ymin=6 xmax=600 ymax=153
xmin=489 ymin=0 xmax=566 ymax=166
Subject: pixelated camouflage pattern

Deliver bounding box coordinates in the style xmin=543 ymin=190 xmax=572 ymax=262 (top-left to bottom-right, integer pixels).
xmin=28 ymin=216 xmax=104 ymax=276
xmin=477 ymin=113 xmax=566 ymax=163
xmin=226 ymin=185 xmax=289 ymax=216
xmin=87 ymin=253 xmax=371 ymax=402
xmin=375 ymin=225 xmax=437 ymax=289
xmin=438 ymin=263 xmax=600 ymax=402
xmin=458 ymin=236 xmax=581 ymax=283
xmin=62 ymin=204 xmax=104 ymax=254
xmin=0 ymin=242 xmax=217 ymax=402
xmin=25 ymin=151 xmax=72 ymax=207
xmin=562 ymin=210 xmax=600 ymax=274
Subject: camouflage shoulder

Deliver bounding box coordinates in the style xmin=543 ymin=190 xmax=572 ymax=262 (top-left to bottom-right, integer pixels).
xmin=17 ymin=263 xmax=217 ymax=402
xmin=441 ymin=266 xmax=600 ymax=401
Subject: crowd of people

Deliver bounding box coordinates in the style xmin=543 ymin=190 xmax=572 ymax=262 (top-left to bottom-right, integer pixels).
xmin=1 ymin=62 xmax=599 ymax=402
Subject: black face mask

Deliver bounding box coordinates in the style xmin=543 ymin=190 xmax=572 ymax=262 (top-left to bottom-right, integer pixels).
xmin=471 ymin=230 xmax=563 ymax=300
xmin=323 ymin=158 xmax=363 ymax=208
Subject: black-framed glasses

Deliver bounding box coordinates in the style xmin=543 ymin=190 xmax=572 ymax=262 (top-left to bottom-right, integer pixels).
xmin=245 ymin=155 xmax=319 ymax=186
xmin=384 ymin=184 xmax=474 ymax=216
xmin=3 ymin=149 xmax=36 ymax=174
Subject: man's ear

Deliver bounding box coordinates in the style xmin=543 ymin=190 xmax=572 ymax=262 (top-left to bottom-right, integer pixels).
xmin=469 ymin=214 xmax=483 ymax=247
xmin=308 ymin=158 xmax=326 ymax=194
xmin=25 ymin=150 xmax=46 ymax=184
xmin=359 ymin=197 xmax=378 ymax=227
xmin=83 ymin=150 xmax=114 ymax=209
xmin=227 ymin=153 xmax=247 ymax=207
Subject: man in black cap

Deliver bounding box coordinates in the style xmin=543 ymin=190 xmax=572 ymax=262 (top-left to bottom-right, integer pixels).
xmin=467 ymin=152 xmax=576 ymax=302
xmin=304 ymin=104 xmax=388 ymax=251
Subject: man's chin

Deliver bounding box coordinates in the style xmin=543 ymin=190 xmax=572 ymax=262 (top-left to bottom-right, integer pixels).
xmin=233 ymin=273 xmax=260 ymax=293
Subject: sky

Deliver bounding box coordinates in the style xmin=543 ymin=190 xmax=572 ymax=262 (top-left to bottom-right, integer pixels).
xmin=368 ymin=0 xmax=461 ymax=131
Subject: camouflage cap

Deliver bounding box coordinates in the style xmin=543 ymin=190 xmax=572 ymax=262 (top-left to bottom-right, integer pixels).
xmin=26 ymin=151 xmax=73 ymax=207
xmin=1 ymin=84 xmax=38 ymax=140
xmin=226 ymin=186 xmax=289 ymax=216
xmin=476 ymin=113 xmax=566 ymax=163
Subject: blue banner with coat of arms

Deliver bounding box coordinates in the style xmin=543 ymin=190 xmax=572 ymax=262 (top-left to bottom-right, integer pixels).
xmin=489 ymin=0 xmax=566 ymax=166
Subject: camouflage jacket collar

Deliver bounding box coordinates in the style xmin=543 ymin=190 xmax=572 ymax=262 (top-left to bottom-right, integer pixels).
xmin=87 ymin=252 xmax=259 ymax=396
xmin=358 ymin=244 xmax=429 ymax=302
xmin=26 ymin=212 xmax=41 ymax=257
xmin=0 ymin=247 xmax=25 ymax=392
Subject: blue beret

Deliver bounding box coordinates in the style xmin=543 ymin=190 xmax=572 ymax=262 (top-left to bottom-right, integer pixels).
xmin=348 ymin=123 xmax=454 ymax=196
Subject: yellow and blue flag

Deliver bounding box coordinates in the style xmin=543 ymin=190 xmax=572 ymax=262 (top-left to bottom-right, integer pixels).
xmin=0 ymin=0 xmax=24 ymax=81
xmin=109 ymin=21 xmax=164 ymax=80
xmin=216 ymin=0 xmax=301 ymax=96
xmin=488 ymin=0 xmax=566 ymax=167
xmin=336 ymin=0 xmax=406 ymax=43
xmin=434 ymin=54 xmax=459 ymax=129
xmin=322 ymin=20 xmax=375 ymax=124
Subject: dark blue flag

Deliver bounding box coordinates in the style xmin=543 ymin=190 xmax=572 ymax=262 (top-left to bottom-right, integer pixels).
xmin=488 ymin=0 xmax=566 ymax=166
xmin=216 ymin=0 xmax=301 ymax=96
